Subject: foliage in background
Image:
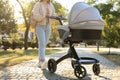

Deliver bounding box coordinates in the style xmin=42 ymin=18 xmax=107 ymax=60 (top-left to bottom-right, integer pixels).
xmin=0 ymin=0 xmax=17 ymax=34
xmin=1 ymin=0 xmax=120 ymax=49
xmin=93 ymin=0 xmax=120 ymax=48
xmin=46 ymin=0 xmax=69 ymax=42
xmin=16 ymin=0 xmax=68 ymax=50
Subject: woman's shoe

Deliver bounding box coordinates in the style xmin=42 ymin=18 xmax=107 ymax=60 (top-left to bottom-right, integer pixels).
xmin=41 ymin=61 xmax=47 ymax=70
xmin=38 ymin=61 xmax=47 ymax=69
xmin=38 ymin=62 xmax=42 ymax=68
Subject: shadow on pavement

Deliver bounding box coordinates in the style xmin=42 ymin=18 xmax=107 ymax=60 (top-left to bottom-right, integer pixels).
xmin=42 ymin=69 xmax=92 ymax=80
xmin=98 ymin=75 xmax=111 ymax=80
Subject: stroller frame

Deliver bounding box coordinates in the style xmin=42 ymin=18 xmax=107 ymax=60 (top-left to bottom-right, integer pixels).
xmin=48 ymin=16 xmax=100 ymax=79
xmin=55 ymin=40 xmax=99 ymax=65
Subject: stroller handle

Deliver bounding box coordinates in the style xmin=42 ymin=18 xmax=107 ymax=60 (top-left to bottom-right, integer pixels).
xmin=49 ymin=16 xmax=67 ymax=25
xmin=49 ymin=16 xmax=67 ymax=20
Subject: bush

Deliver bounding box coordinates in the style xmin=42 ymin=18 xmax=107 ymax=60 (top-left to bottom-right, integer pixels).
xmin=11 ymin=40 xmax=24 ymax=50
xmin=2 ymin=40 xmax=12 ymax=50
xmin=28 ymin=41 xmax=38 ymax=48
xmin=85 ymin=40 xmax=96 ymax=45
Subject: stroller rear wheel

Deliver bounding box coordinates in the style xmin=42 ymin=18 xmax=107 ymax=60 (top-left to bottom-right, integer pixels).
xmin=48 ymin=59 xmax=57 ymax=73
xmin=74 ymin=65 xmax=86 ymax=79
xmin=92 ymin=64 xmax=100 ymax=75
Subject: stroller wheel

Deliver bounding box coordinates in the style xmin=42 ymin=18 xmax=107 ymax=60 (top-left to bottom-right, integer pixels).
xmin=74 ymin=65 xmax=86 ymax=79
xmin=48 ymin=59 xmax=57 ymax=73
xmin=92 ymin=64 xmax=100 ymax=75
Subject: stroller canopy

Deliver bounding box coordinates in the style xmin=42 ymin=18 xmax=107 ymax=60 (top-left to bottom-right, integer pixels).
xmin=68 ymin=2 xmax=104 ymax=30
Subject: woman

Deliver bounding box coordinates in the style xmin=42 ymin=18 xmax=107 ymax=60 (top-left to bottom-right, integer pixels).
xmin=32 ymin=0 xmax=55 ymax=69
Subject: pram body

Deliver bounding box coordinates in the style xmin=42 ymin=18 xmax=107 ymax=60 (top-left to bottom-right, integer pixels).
xmin=48 ymin=2 xmax=104 ymax=79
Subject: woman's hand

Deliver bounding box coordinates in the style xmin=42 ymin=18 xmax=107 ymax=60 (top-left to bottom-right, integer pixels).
xmin=58 ymin=13 xmax=63 ymax=18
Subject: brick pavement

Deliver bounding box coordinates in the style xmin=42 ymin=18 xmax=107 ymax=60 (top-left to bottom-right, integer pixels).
xmin=0 ymin=48 xmax=120 ymax=80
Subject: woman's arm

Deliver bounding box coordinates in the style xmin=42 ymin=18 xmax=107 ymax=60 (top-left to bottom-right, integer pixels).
xmin=32 ymin=2 xmax=45 ymax=22
xmin=50 ymin=3 xmax=55 ymax=16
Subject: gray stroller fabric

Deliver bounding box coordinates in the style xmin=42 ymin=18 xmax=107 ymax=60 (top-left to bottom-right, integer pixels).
xmin=57 ymin=25 xmax=70 ymax=40
xmin=68 ymin=2 xmax=104 ymax=30
xmin=57 ymin=2 xmax=104 ymax=40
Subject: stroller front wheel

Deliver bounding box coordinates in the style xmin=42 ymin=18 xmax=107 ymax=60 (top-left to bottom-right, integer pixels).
xmin=48 ymin=58 xmax=57 ymax=73
xmin=74 ymin=65 xmax=86 ymax=79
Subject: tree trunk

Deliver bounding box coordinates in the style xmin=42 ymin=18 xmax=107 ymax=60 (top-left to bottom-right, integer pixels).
xmin=16 ymin=0 xmax=30 ymax=50
xmin=109 ymin=47 xmax=111 ymax=54
xmin=97 ymin=40 xmax=100 ymax=51
xmin=24 ymin=26 xmax=30 ymax=50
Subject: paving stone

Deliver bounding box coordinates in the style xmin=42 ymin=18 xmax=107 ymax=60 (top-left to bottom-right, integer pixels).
xmin=0 ymin=48 xmax=120 ymax=80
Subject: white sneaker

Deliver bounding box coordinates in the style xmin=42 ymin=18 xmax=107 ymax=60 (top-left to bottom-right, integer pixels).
xmin=37 ymin=61 xmax=48 ymax=69
xmin=38 ymin=62 xmax=42 ymax=68
xmin=41 ymin=61 xmax=47 ymax=70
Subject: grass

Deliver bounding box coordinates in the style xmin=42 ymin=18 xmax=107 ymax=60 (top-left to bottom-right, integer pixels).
xmin=93 ymin=49 xmax=120 ymax=66
xmin=0 ymin=48 xmax=62 ymax=70
xmin=100 ymin=53 xmax=120 ymax=66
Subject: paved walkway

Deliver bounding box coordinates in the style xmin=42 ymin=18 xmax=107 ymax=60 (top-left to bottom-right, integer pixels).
xmin=0 ymin=48 xmax=120 ymax=80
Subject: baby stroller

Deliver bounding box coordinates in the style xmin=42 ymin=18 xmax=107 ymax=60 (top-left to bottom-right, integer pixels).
xmin=48 ymin=2 xmax=104 ymax=79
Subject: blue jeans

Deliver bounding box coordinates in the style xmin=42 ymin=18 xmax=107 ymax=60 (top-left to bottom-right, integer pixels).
xmin=36 ymin=24 xmax=51 ymax=60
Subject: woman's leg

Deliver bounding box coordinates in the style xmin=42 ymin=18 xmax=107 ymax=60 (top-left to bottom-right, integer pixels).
xmin=45 ymin=25 xmax=51 ymax=45
xmin=36 ymin=25 xmax=51 ymax=69
xmin=36 ymin=25 xmax=46 ymax=62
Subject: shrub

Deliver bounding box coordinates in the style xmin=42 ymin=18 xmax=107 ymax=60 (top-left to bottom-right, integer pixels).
xmin=2 ymin=40 xmax=12 ymax=50
xmin=11 ymin=40 xmax=24 ymax=50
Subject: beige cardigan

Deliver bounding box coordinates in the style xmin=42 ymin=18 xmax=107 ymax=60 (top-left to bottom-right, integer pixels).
xmin=32 ymin=2 xmax=55 ymax=25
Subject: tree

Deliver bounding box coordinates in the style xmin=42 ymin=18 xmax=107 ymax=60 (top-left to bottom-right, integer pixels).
xmin=0 ymin=0 xmax=17 ymax=35
xmin=94 ymin=1 xmax=120 ymax=53
xmin=16 ymin=0 xmax=35 ymax=50
xmin=87 ymin=0 xmax=97 ymax=5
xmin=16 ymin=0 xmax=68 ymax=49
xmin=50 ymin=0 xmax=68 ymax=42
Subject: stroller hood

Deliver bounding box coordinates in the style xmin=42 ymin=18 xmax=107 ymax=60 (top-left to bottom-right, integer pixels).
xmin=68 ymin=2 xmax=104 ymax=30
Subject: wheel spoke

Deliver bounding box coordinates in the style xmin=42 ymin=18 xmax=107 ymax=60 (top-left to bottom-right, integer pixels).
xmin=74 ymin=65 xmax=86 ymax=79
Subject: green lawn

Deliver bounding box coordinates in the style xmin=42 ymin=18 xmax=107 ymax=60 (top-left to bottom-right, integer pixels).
xmin=100 ymin=53 xmax=120 ymax=66
xmin=93 ymin=50 xmax=120 ymax=66
xmin=92 ymin=50 xmax=120 ymax=66
xmin=0 ymin=48 xmax=62 ymax=70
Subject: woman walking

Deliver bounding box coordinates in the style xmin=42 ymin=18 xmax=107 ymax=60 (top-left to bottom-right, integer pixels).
xmin=32 ymin=0 xmax=55 ymax=69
